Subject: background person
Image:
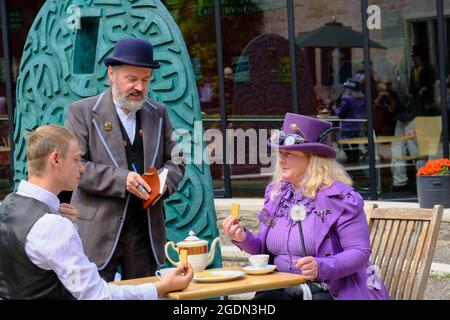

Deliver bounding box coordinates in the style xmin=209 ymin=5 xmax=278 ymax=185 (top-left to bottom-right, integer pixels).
xmin=387 ymin=83 xmax=418 ymax=192
xmin=409 ymin=45 xmax=436 ymax=116
xmin=333 ymin=79 xmax=367 ymax=163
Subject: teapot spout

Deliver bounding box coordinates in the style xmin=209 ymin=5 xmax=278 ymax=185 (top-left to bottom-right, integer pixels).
xmin=207 ymin=237 xmax=220 ymax=266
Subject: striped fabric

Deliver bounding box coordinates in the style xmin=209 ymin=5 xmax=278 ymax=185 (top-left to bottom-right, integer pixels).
xmin=266 ymin=187 xmax=316 ymax=274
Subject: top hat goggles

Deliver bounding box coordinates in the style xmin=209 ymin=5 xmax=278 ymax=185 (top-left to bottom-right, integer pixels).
xmin=270 ymin=125 xmax=340 ymax=146
xmin=270 ymin=130 xmax=308 ymax=146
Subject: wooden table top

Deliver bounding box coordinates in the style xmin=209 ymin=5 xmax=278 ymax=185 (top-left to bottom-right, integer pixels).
xmin=112 ymin=266 xmax=307 ymax=300
xmin=338 ymin=135 xmax=413 ymax=145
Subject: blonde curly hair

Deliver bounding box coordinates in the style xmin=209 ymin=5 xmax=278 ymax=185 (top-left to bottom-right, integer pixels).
xmin=270 ymin=151 xmax=353 ymax=200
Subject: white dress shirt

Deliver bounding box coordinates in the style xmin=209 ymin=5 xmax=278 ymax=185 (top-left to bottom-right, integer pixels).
xmin=20 ymin=180 xmax=158 ymax=300
xmin=114 ymin=101 xmax=137 ymax=145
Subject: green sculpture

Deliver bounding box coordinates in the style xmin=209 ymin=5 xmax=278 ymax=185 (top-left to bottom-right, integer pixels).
xmin=14 ymin=0 xmax=221 ymax=268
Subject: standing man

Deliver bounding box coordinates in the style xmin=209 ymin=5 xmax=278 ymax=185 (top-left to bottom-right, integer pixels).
xmin=409 ymin=45 xmax=436 ymax=117
xmin=65 ymin=37 xmax=185 ymax=281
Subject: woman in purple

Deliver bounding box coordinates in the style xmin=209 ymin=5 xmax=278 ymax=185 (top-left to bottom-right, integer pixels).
xmin=222 ymin=113 xmax=389 ymax=300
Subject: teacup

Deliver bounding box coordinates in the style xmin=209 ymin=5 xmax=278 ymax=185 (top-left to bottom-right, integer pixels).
xmin=155 ymin=267 xmax=176 ymax=280
xmin=248 ymin=254 xmax=269 ymax=269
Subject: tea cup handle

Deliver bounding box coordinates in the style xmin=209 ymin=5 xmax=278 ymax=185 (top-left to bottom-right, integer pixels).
xmin=155 ymin=270 xmax=163 ymax=280
xmin=164 ymin=241 xmax=180 ymax=266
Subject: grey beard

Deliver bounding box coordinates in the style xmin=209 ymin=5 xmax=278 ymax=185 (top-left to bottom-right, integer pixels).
xmin=112 ymin=84 xmax=147 ymax=112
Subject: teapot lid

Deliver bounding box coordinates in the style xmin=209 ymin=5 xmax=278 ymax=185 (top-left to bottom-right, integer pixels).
xmin=177 ymin=230 xmax=208 ymax=248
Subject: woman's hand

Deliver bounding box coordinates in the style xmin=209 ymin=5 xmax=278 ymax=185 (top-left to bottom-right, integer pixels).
xmin=59 ymin=203 xmax=78 ymax=223
xmin=222 ymin=216 xmax=247 ymax=242
xmin=295 ymin=256 xmax=319 ymax=281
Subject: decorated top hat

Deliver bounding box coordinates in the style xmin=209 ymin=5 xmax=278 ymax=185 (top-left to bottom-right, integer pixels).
xmin=268 ymin=113 xmax=338 ymax=158
xmin=104 ymin=37 xmax=160 ymax=69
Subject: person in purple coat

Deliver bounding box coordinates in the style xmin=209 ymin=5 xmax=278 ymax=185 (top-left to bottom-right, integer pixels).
xmin=333 ymin=79 xmax=367 ymax=163
xmin=222 ymin=113 xmax=390 ymax=300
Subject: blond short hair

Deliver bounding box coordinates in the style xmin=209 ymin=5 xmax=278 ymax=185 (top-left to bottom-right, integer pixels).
xmin=270 ymin=151 xmax=353 ymax=200
xmin=26 ymin=124 xmax=78 ymax=177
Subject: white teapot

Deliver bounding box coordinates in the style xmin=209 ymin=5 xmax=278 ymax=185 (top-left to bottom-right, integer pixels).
xmin=164 ymin=230 xmax=220 ymax=272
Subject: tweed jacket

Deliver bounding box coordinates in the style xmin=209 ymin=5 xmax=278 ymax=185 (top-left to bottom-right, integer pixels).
xmin=65 ymin=89 xmax=184 ymax=269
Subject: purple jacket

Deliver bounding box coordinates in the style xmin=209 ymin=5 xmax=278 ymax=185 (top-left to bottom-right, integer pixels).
xmin=235 ymin=181 xmax=390 ymax=300
xmin=333 ymin=95 xmax=366 ymax=138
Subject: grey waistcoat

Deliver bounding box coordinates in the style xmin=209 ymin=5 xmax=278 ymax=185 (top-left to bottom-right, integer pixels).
xmin=0 ymin=193 xmax=74 ymax=300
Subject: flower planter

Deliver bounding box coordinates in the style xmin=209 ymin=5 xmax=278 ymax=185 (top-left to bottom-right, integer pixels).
xmin=417 ymin=175 xmax=450 ymax=208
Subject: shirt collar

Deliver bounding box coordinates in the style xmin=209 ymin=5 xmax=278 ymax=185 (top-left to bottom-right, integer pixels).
xmin=16 ymin=180 xmax=60 ymax=213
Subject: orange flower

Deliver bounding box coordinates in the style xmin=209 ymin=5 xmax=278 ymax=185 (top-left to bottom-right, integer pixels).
xmin=417 ymin=158 xmax=450 ymax=176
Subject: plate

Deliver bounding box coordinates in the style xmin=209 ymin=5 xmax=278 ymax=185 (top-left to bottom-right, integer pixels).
xmin=194 ymin=270 xmax=245 ymax=283
xmin=243 ymin=265 xmax=277 ymax=275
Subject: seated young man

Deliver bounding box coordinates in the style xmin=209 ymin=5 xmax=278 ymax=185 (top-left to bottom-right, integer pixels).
xmin=0 ymin=124 xmax=193 ymax=299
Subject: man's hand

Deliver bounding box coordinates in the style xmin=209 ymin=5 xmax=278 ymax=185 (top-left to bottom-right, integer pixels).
xmin=155 ymin=263 xmax=194 ymax=297
xmin=405 ymin=129 xmax=416 ymax=138
xmin=126 ymin=172 xmax=151 ymax=200
xmin=419 ymin=87 xmax=427 ymax=96
xmin=59 ymin=203 xmax=78 ymax=223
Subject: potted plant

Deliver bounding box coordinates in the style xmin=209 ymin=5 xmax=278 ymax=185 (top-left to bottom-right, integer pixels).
xmin=416 ymin=158 xmax=450 ymax=208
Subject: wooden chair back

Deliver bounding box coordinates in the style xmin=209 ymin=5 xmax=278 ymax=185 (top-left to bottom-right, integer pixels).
xmin=366 ymin=204 xmax=443 ymax=300
xmin=414 ymin=116 xmax=442 ymax=157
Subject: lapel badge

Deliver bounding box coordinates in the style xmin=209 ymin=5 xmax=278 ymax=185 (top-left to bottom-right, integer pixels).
xmin=104 ymin=122 xmax=112 ymax=131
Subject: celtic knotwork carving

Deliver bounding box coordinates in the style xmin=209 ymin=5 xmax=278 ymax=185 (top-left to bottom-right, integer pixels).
xmin=15 ymin=0 xmax=221 ymax=267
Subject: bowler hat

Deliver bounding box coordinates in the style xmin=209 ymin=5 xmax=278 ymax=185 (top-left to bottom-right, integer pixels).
xmin=104 ymin=37 xmax=160 ymax=69
xmin=268 ymin=113 xmax=338 ymax=158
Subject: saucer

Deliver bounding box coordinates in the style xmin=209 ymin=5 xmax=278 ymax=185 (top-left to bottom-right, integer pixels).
xmin=243 ymin=264 xmax=277 ymax=275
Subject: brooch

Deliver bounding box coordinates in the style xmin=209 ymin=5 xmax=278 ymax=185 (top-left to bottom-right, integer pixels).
xmin=260 ymin=207 xmax=277 ymax=228
xmin=290 ymin=204 xmax=307 ymax=223
xmin=313 ymin=209 xmax=331 ymax=223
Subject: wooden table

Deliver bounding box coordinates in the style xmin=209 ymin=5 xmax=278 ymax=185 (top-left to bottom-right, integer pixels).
xmin=113 ymin=267 xmax=306 ymax=300
xmin=338 ymin=135 xmax=413 ymax=145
